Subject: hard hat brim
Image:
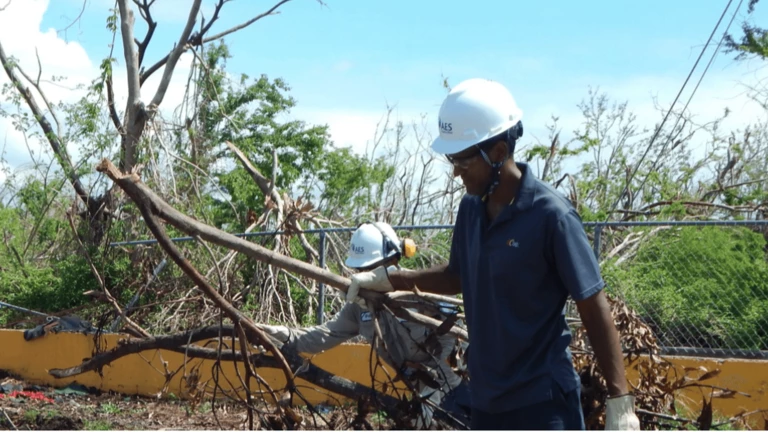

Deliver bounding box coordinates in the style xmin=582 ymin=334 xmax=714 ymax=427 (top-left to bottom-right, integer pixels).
xmin=431 ymin=118 xmax=521 ymax=155
xmin=431 ymin=135 xmax=485 ymax=155
xmin=345 ymin=256 xmax=382 ymax=269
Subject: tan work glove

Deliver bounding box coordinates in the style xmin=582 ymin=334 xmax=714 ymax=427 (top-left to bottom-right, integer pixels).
xmin=605 ymin=394 xmax=641 ymax=430
xmin=345 ymin=266 xmax=396 ymax=304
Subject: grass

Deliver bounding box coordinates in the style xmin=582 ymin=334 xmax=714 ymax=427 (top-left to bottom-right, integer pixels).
xmin=101 ymin=402 xmax=121 ymax=415
xmin=198 ymin=401 xmax=212 ymax=413
xmin=371 ymin=410 xmax=388 ymax=425
xmin=84 ymin=419 xmax=113 ymax=430
xmin=23 ymin=409 xmax=39 ymax=424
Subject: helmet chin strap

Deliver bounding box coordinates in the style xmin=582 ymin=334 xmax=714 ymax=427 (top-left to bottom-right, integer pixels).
xmin=484 ymin=154 xmax=508 ymax=197
xmin=482 ymin=124 xmax=522 ymax=198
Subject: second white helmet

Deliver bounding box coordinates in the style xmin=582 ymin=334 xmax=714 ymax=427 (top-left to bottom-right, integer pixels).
xmin=345 ymin=222 xmax=411 ymax=269
xmin=431 ymin=78 xmax=523 ymax=156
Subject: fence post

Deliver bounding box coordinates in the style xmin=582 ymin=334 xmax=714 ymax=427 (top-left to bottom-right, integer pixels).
xmin=316 ymin=231 xmax=327 ymax=325
xmin=593 ymin=223 xmax=602 ymax=260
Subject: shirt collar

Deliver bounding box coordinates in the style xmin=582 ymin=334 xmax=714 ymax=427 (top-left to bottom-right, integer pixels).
xmin=480 ymin=162 xmax=536 ymax=212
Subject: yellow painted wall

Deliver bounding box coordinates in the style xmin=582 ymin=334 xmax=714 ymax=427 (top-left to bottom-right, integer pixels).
xmin=0 ymin=330 xmax=405 ymax=405
xmin=625 ymin=355 xmax=768 ymax=418
xmin=0 ymin=330 xmax=765 ymax=417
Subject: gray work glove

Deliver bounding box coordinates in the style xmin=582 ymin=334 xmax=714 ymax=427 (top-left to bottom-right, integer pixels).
xmin=258 ymin=324 xmax=291 ymax=344
xmin=345 ymin=266 xmax=396 ymax=304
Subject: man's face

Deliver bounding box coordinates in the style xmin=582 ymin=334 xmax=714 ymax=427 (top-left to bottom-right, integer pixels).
xmin=445 ymin=143 xmax=496 ymax=196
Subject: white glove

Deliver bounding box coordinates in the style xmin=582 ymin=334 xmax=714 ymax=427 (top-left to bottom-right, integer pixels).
xmin=345 ymin=266 xmax=396 ymax=304
xmin=605 ymin=394 xmax=640 ymax=430
xmin=258 ymin=324 xmax=290 ymax=344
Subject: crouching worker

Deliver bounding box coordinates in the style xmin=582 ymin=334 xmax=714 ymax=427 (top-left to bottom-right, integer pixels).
xmin=259 ymin=222 xmax=471 ymax=429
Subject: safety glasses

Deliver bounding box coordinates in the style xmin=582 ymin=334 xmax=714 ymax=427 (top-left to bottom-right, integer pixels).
xmin=445 ymin=143 xmax=493 ymax=169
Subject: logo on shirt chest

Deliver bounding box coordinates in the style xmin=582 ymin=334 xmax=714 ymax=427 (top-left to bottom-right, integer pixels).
xmin=360 ymin=311 xmax=372 ymax=322
xmin=507 ymin=238 xmax=519 ymax=248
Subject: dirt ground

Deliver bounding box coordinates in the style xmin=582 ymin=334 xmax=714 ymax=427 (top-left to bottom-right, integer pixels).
xmin=0 ymin=376 xmax=394 ymax=430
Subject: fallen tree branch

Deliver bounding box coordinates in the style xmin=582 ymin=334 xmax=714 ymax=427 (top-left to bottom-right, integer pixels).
xmin=386 ymin=290 xmax=463 ymax=306
xmin=48 ymin=325 xmax=400 ymax=409
xmin=226 ymin=140 xmax=278 ymax=205
xmin=94 ymin=157 xmax=468 ymax=336
xmin=96 ymin=159 xmax=350 ymax=290
xmin=95 ymin=159 xmax=296 ymax=391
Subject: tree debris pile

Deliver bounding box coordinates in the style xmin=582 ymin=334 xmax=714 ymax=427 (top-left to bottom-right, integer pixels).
xmin=571 ymin=296 xmax=762 ymax=430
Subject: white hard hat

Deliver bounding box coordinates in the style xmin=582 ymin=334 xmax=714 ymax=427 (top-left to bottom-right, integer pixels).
xmin=431 ymin=78 xmax=523 ymax=155
xmin=345 ymin=222 xmax=401 ymax=269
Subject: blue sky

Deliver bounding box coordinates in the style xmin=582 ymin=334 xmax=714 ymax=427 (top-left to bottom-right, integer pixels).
xmin=1 ymin=0 xmax=767 ymax=170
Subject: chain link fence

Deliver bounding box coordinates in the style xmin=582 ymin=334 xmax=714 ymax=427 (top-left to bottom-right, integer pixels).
xmin=110 ymin=220 xmax=768 ymax=359
xmin=586 ymin=220 xmax=768 ymax=358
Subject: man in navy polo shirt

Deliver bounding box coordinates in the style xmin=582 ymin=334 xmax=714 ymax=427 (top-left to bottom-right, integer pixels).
xmin=345 ymin=78 xmax=641 ymax=430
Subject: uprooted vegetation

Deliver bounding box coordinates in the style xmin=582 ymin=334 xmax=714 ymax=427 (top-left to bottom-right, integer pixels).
xmin=1 ymin=0 xmax=768 ymax=429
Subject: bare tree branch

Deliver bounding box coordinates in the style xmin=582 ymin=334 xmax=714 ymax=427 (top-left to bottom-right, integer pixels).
xmin=116 ymin=0 xmax=148 ymax=172
xmin=202 ymin=0 xmax=291 ymax=44
xmin=106 ymin=72 xmax=123 ymax=132
xmin=0 ymin=40 xmax=90 ymax=207
xmin=116 ymin=0 xmax=141 ymax=112
xmin=140 ymin=0 xmax=292 ymax=84
xmin=147 ymin=0 xmax=202 ymax=110
xmin=133 ymin=0 xmax=158 ymax=65
xmin=226 ymin=140 xmax=280 ymax=205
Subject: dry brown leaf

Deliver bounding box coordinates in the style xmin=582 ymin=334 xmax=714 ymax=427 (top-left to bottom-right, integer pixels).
xmin=696 ymin=369 xmax=721 ymax=382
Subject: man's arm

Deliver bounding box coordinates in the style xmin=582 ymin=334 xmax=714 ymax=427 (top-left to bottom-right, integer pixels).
xmin=575 ymin=290 xmax=628 ymax=396
xmin=285 ymin=304 xmax=361 ymax=354
xmin=551 ymin=209 xmax=629 ymax=396
xmin=387 ymin=263 xmax=462 ymax=296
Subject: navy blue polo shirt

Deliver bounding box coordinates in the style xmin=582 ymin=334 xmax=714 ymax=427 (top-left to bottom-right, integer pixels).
xmin=448 ymin=162 xmax=604 ymax=413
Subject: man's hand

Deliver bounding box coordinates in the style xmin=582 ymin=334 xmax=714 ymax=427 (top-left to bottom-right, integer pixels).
xmin=605 ymin=394 xmax=640 ymax=430
xmin=345 ymin=266 xmax=395 ymax=304
xmin=258 ymin=324 xmax=290 ymax=344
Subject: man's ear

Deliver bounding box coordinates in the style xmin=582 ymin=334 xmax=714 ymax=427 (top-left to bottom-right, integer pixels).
xmin=489 ymin=140 xmax=510 ymax=163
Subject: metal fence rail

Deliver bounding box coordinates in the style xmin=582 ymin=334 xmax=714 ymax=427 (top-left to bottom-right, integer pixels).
xmin=110 ymin=220 xmax=768 ymax=359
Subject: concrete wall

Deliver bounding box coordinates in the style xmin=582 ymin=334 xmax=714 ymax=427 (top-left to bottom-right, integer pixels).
xmin=0 ymin=330 xmax=764 ymax=417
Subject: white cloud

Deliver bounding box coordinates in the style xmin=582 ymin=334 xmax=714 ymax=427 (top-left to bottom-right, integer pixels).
xmin=0 ymin=0 xmax=195 ymax=185
xmin=0 ymin=0 xmax=97 ymax=175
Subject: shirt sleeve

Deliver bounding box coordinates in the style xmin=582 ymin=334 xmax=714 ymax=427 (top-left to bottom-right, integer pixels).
xmin=552 ymin=209 xmax=605 ymax=301
xmin=286 ymin=304 xmax=361 ymax=354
